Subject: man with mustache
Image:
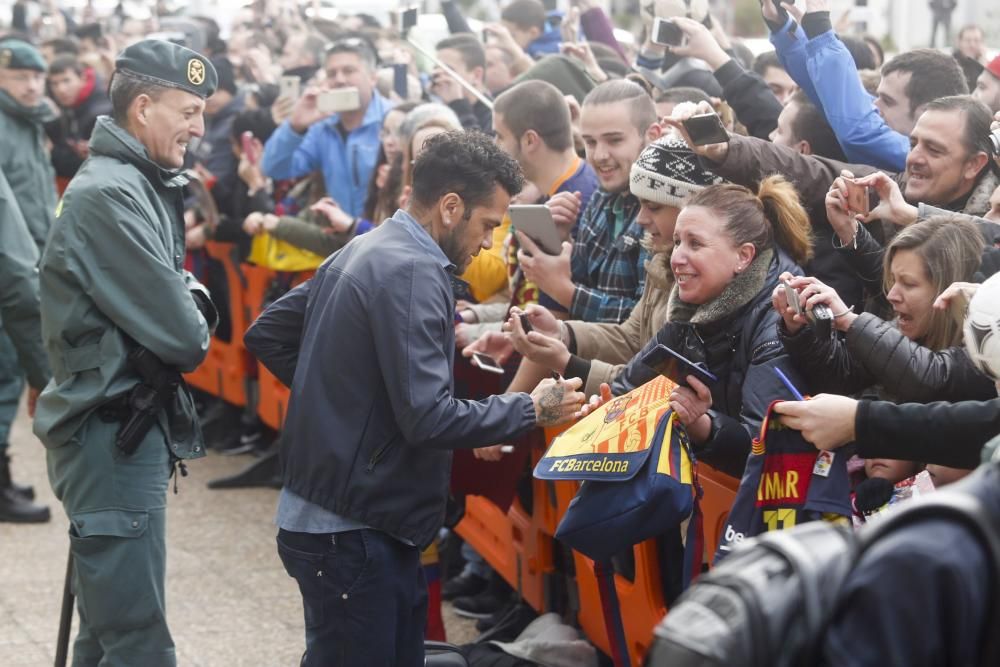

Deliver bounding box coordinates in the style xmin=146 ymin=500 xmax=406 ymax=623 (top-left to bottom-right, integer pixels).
xmin=34 ymin=40 xmax=219 ymax=666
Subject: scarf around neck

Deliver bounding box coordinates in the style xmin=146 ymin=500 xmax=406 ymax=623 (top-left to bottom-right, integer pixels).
xmin=667 ymin=248 xmax=774 ymax=327
xmin=0 ymin=88 xmax=56 ymax=125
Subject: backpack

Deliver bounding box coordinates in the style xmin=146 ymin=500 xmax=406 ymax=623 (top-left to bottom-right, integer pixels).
xmin=645 ymin=462 xmax=1000 ymax=667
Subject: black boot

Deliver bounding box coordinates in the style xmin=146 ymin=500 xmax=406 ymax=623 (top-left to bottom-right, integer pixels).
xmin=1 ymin=452 xmax=34 ymax=499
xmin=0 ymin=454 xmax=49 ymax=523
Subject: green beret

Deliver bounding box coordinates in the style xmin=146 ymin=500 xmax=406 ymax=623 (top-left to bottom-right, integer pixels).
xmin=115 ymin=39 xmax=218 ymax=99
xmin=0 ymin=39 xmax=46 ymax=72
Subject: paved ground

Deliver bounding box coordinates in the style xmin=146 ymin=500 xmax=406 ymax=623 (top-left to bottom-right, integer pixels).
xmin=0 ymin=400 xmax=477 ymax=666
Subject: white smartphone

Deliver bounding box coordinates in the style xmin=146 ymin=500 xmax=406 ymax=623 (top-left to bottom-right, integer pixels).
xmin=317 ymin=87 xmax=361 ymax=114
xmin=508 ymin=204 xmax=562 ymax=255
xmin=651 ymin=17 xmax=686 ymax=47
xmin=782 ymin=280 xmax=803 ymax=317
xmin=279 ymin=75 xmax=300 ymax=101
xmin=471 ymin=352 xmax=505 ymax=375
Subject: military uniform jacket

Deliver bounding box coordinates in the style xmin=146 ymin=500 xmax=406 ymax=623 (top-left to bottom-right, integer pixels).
xmin=0 ymin=167 xmax=50 ymax=389
xmin=0 ymin=90 xmax=58 ymax=250
xmin=34 ymin=116 xmax=210 ymax=457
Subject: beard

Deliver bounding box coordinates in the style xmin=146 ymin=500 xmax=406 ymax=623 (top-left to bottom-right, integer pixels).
xmin=438 ymin=210 xmax=475 ymax=273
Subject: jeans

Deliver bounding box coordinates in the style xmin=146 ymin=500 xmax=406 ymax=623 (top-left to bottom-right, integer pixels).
xmin=277 ymin=528 xmax=428 ymax=667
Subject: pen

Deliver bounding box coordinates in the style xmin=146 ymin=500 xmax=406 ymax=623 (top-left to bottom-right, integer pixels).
xmin=773 ymin=367 xmax=805 ymax=401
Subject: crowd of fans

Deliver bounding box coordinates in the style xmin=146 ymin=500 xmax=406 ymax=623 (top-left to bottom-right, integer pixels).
xmin=2 ymin=0 xmax=1000 ymax=664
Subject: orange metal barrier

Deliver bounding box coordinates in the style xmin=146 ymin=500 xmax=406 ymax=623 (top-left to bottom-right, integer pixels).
xmin=184 ymin=242 xmax=250 ymax=407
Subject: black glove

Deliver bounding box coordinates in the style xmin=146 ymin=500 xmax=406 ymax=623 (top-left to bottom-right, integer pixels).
xmin=189 ymin=282 xmax=219 ymax=334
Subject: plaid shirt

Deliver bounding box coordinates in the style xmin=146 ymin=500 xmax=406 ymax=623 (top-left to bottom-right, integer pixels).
xmin=570 ymin=190 xmax=647 ymax=323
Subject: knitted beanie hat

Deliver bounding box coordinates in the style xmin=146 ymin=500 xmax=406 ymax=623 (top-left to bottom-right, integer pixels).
xmin=629 ymin=134 xmax=724 ymax=207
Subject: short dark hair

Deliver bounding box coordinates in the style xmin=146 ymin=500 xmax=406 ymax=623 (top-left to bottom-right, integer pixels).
xmin=109 ymin=72 xmax=166 ymax=126
xmin=411 ymin=131 xmax=524 ymax=212
xmin=501 ymin=0 xmax=547 ymax=31
xmin=921 ymin=95 xmax=994 ymax=160
xmin=788 ymin=90 xmax=846 ymax=161
xmin=583 ymin=79 xmax=657 ymax=135
xmin=839 ymin=35 xmax=877 ymax=71
xmin=48 ymin=54 xmax=83 ymax=77
xmin=752 ymin=51 xmax=782 ymax=77
xmin=655 ymin=86 xmax=712 ymax=107
xmin=436 ymin=34 xmax=486 ymax=71
xmin=494 ymin=80 xmax=573 ymax=152
xmin=42 ymin=37 xmax=79 ymax=57
xmin=230 ymin=108 xmax=277 ymax=145
xmin=325 ymin=36 xmax=377 ymax=71
xmin=881 ymin=49 xmax=968 ymax=115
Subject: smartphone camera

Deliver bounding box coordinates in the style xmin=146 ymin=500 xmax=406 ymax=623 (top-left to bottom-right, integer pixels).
xmin=651 ymin=18 xmax=685 ymax=47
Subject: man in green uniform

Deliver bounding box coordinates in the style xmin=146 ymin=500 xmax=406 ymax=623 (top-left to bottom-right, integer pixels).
xmin=0 ymin=39 xmax=58 ymax=522
xmin=34 ymin=40 xmax=218 ymax=666
xmin=0 ymin=165 xmax=52 ymax=519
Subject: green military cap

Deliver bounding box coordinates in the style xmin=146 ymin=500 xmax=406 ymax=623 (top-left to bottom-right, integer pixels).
xmin=0 ymin=39 xmax=47 ymax=72
xmin=115 ymin=39 xmax=218 ymax=99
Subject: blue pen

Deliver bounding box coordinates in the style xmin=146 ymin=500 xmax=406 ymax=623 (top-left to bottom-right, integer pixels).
xmin=774 ymin=367 xmax=805 ymax=401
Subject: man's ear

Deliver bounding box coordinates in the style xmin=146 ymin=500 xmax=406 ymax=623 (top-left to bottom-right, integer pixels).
xmin=132 ymin=93 xmax=152 ymax=127
xmin=798 ymin=140 xmax=813 ymax=156
xmin=964 ymin=151 xmax=991 ymax=181
xmin=646 ymin=122 xmax=663 ymax=143
xmin=439 ymin=192 xmax=466 ymax=226
xmin=472 ymin=65 xmax=485 ymax=86
xmin=522 ymin=129 xmax=540 ymax=153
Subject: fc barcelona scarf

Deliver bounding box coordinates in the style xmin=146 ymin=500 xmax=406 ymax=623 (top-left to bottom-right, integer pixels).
xmin=714 ymin=400 xmax=852 ymax=563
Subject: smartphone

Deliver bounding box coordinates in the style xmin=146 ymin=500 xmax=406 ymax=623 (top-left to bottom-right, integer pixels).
xmin=682 ymin=112 xmax=730 ymax=146
xmin=471 ymin=352 xmax=505 ymax=375
xmin=392 ymin=63 xmax=408 ymax=99
xmin=519 ymin=313 xmax=534 ymax=334
xmin=399 ymin=5 xmax=419 ymax=35
xmin=279 ymin=75 xmax=300 ymax=101
xmin=845 ymin=179 xmax=871 ymax=216
xmin=782 ymin=280 xmax=803 ymax=317
xmin=508 ymin=204 xmax=562 ymax=255
xmin=651 ymin=18 xmax=685 ymax=47
xmin=241 ymin=131 xmax=256 ymax=164
xmin=317 ymin=87 xmax=361 ymax=114
xmin=640 ymin=344 xmax=718 ymax=388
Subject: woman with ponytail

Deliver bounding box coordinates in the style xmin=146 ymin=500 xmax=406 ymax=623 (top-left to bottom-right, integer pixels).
xmin=608 ymin=175 xmax=815 ymax=476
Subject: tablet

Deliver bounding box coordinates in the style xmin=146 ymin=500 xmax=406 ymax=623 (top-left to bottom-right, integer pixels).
xmin=508 ymin=205 xmax=562 ymax=255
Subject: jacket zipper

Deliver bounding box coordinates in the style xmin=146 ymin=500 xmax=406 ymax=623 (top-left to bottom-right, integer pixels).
xmin=366 ymin=439 xmax=394 ymax=472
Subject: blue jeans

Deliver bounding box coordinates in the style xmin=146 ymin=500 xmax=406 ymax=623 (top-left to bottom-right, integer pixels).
xmin=277 ymin=528 xmax=428 ymax=667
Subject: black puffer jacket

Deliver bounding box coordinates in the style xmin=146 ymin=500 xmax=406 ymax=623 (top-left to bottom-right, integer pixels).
xmin=613 ymin=249 xmax=806 ymax=477
xmin=781 ymin=312 xmax=997 ymax=403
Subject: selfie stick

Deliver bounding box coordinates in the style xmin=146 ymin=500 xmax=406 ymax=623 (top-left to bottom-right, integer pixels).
xmin=405 ymin=37 xmax=495 ymax=110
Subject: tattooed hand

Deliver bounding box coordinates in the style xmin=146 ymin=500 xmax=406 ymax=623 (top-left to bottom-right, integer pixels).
xmin=531 ymin=377 xmax=586 ymax=427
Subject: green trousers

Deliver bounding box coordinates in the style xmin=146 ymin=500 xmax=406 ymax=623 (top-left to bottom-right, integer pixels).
xmin=0 ymin=326 xmax=24 ymax=449
xmin=47 ymin=412 xmax=176 ymax=667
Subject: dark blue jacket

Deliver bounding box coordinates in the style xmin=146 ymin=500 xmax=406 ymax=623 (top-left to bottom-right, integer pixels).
xmin=245 ymin=209 xmax=537 ymax=549
xmin=612 ymin=249 xmax=806 ymax=476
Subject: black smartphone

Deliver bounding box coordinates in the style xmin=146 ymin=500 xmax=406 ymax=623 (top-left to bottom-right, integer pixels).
xmin=392 ymin=63 xmax=408 ymax=99
xmin=651 ymin=18 xmax=685 ymax=47
xmin=519 ymin=313 xmax=533 ymax=334
xmin=400 ymin=5 xmax=419 ymax=35
xmin=682 ymin=112 xmax=730 ymax=146
xmin=640 ymin=344 xmax=719 ymax=388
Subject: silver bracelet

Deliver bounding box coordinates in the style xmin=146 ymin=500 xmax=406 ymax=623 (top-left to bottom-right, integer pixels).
xmin=832 ymin=306 xmax=855 ymax=318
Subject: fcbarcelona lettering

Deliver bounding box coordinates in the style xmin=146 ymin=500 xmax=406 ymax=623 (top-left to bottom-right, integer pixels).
xmin=548 ymin=457 xmax=631 ymax=474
